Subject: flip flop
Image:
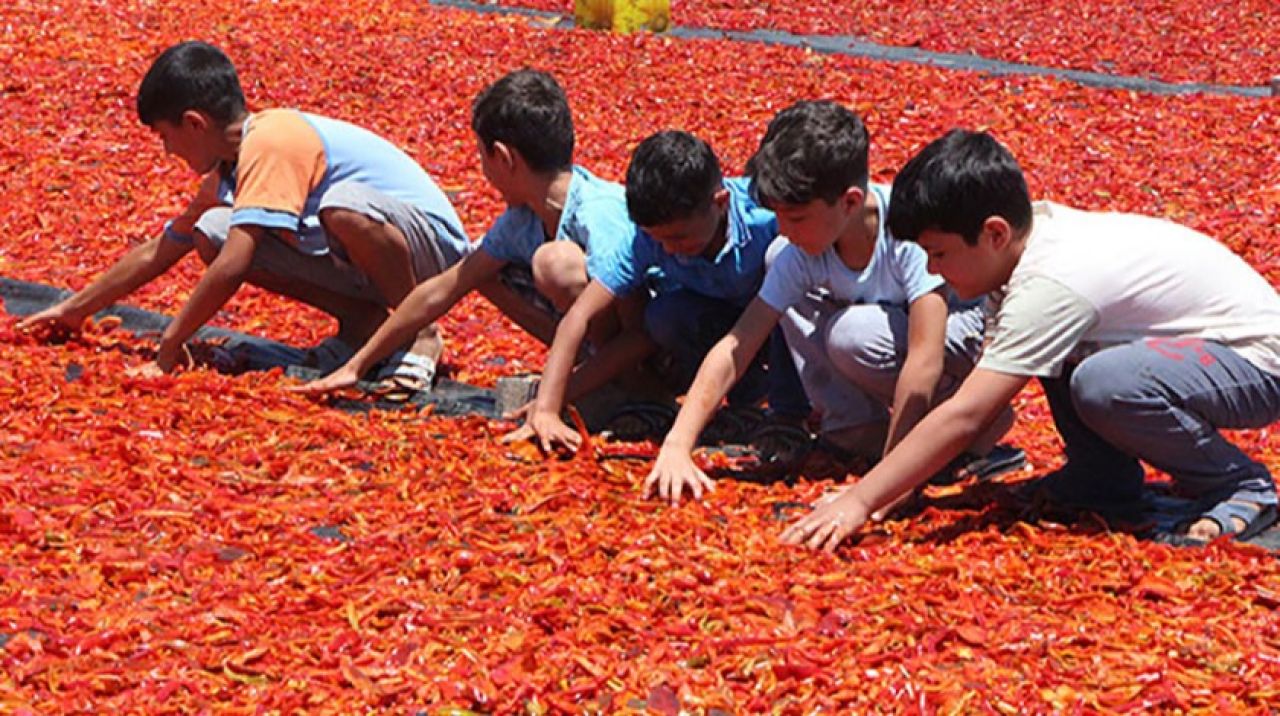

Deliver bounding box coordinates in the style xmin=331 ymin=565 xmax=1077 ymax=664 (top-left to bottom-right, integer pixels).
xmin=600 ymin=402 xmax=678 ymax=443
xmin=372 ymin=351 xmax=438 ymax=402
xmin=1155 ymin=499 xmax=1279 ymax=547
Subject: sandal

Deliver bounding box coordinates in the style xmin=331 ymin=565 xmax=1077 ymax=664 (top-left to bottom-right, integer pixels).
xmin=1156 ymin=499 xmax=1279 ymax=547
xmin=930 ymin=444 xmax=1028 ymax=485
xmin=372 ymin=351 xmax=438 ymax=403
xmin=698 ymin=405 xmax=767 ymax=446
xmin=601 ymin=402 xmax=678 ymax=443
xmin=743 ymin=422 xmax=816 ymax=480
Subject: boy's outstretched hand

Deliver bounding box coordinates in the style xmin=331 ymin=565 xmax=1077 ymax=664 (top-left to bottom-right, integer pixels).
xmin=501 ymin=410 xmax=583 ymax=453
xmin=644 ymin=447 xmax=715 ymax=505
xmin=17 ymin=304 xmax=83 ymax=335
xmin=779 ymin=488 xmax=872 ymax=553
xmin=288 ymin=364 xmax=361 ymax=396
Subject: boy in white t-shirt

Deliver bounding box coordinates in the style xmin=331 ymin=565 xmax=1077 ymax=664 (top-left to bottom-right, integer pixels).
xmin=645 ymin=102 xmax=1018 ymax=504
xmin=783 ymin=129 xmax=1280 ymax=551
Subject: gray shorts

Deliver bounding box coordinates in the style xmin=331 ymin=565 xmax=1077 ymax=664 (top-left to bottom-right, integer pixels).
xmin=780 ymin=297 xmax=986 ymax=432
xmin=193 ymin=181 xmax=460 ymax=305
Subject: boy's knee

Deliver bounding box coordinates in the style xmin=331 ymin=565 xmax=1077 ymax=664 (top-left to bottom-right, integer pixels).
xmin=643 ymin=293 xmax=686 ymax=349
xmin=1069 ymin=356 xmax=1132 ymax=427
xmin=531 ymin=241 xmax=587 ymax=310
xmin=825 ymin=305 xmax=898 ymax=376
xmin=319 ymin=207 xmax=376 ymax=243
xmin=192 ymin=206 xmax=232 ymax=266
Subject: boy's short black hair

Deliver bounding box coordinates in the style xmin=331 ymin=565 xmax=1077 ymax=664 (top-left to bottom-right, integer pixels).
xmin=136 ymin=41 xmax=246 ymax=127
xmin=471 ymin=69 xmax=574 ymax=175
xmin=888 ymin=129 xmax=1033 ymax=245
xmin=746 ymin=100 xmax=869 ymax=206
xmin=626 ymin=130 xmax=723 ymax=227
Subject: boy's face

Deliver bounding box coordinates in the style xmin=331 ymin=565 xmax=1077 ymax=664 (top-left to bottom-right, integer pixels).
xmin=915 ymin=227 xmax=1006 ymax=300
xmin=642 ymin=190 xmax=729 ymax=258
xmin=771 ymin=190 xmax=859 ymax=256
xmin=151 ymin=112 xmax=221 ymax=175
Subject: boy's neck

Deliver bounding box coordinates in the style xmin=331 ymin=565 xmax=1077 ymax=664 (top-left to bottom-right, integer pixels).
xmin=701 ymin=212 xmax=730 ymax=260
xmin=527 ymin=167 xmax=575 ymax=238
xmin=220 ymin=112 xmax=250 ymax=162
xmin=833 ymin=188 xmax=881 ymax=271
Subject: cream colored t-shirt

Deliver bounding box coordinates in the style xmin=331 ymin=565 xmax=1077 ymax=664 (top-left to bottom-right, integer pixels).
xmin=978 ymin=202 xmax=1280 ymax=378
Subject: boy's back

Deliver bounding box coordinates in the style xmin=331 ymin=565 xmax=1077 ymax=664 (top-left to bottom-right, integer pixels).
xmin=223 ymin=109 xmax=469 ymax=259
xmin=985 ymin=201 xmax=1280 ymax=377
xmin=594 ymin=176 xmax=776 ymax=306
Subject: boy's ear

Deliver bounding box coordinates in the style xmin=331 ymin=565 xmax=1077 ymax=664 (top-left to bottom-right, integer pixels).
xmin=981 ymin=216 xmax=1014 ymax=250
xmin=491 ymin=141 xmax=519 ymax=171
xmin=840 ymin=185 xmax=866 ymax=213
xmin=181 ymin=109 xmax=212 ymax=133
xmin=712 ymin=187 xmax=730 ymax=211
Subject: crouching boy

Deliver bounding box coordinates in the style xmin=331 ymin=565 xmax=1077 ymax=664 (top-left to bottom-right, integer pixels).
xmin=783 ymin=129 xmax=1280 ymax=551
xmin=21 ymin=41 xmax=470 ymax=376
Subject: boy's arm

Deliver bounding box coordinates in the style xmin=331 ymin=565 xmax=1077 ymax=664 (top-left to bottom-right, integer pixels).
xmin=502 ymin=279 xmax=618 ymax=452
xmin=646 ymin=297 xmax=781 ymax=504
xmin=882 ymin=290 xmax=949 ymax=453
xmin=18 ymin=236 xmax=192 ymax=331
xmin=153 ymin=224 xmax=264 ymax=372
xmin=780 ymin=367 xmax=1028 ymax=551
xmin=564 ymin=326 xmax=656 ymax=404
xmin=293 ymin=249 xmax=506 ymax=393
xmin=20 ymin=174 xmax=221 ymax=334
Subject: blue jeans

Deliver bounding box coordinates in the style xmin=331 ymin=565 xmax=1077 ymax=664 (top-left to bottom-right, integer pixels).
xmin=1043 ymin=339 xmax=1280 ymax=506
xmin=644 ymin=290 xmax=808 ymax=414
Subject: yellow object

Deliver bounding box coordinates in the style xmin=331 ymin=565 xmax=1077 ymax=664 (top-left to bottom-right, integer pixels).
xmin=575 ymin=0 xmax=670 ymax=33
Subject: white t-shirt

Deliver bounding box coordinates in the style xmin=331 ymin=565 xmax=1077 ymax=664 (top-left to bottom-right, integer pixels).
xmin=758 ymin=184 xmax=943 ymax=311
xmin=979 ymin=201 xmax=1280 ymax=378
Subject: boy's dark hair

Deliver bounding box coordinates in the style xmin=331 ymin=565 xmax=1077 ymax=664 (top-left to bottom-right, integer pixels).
xmin=136 ymin=41 xmax=246 ymax=127
xmin=887 ymin=129 xmax=1032 ymax=245
xmin=746 ymin=100 xmax=869 ymax=206
xmin=626 ymin=131 xmax=723 ymax=227
xmin=471 ymin=69 xmax=574 ymax=174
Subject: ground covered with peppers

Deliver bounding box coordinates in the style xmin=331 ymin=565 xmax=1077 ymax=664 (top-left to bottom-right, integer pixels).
xmin=3 ymin=0 xmax=1280 ymax=712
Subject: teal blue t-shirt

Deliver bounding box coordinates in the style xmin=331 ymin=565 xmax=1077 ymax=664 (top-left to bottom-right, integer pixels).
xmin=478 ymin=165 xmax=633 ymax=279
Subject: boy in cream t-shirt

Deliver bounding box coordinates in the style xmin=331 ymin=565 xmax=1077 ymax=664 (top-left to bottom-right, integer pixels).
xmin=783 ymin=129 xmax=1280 ymax=551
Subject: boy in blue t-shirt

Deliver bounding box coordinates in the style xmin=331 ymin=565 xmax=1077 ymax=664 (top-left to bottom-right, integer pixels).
xmin=505 ymin=130 xmax=804 ymax=451
xmin=645 ymin=101 xmax=1018 ymax=505
xmin=297 ymin=69 xmax=638 ymax=396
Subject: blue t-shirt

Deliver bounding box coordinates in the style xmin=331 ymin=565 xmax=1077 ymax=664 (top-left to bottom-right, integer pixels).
xmin=478 ymin=165 xmax=632 ymax=278
xmin=594 ymin=177 xmax=777 ymax=307
xmin=758 ymin=184 xmax=944 ymax=311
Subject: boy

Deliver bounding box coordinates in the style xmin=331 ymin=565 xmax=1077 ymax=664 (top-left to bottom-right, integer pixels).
xmin=782 ymin=129 xmax=1280 ymax=551
xmin=506 ymin=130 xmax=805 ymax=452
xmin=295 ymin=69 xmax=637 ymax=396
xmin=646 ymin=101 xmax=1015 ymax=505
xmin=19 ymin=42 xmax=470 ymax=376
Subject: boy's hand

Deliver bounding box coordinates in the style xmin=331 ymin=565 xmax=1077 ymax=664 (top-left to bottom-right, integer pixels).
xmin=17 ymin=304 xmax=84 ymax=334
xmin=644 ymin=447 xmax=715 ymax=505
xmin=501 ymin=410 xmax=583 ymax=453
xmin=779 ymin=489 xmax=872 ymax=553
xmin=125 ymin=361 xmax=167 ymax=379
xmin=288 ymin=364 xmax=361 ymax=395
